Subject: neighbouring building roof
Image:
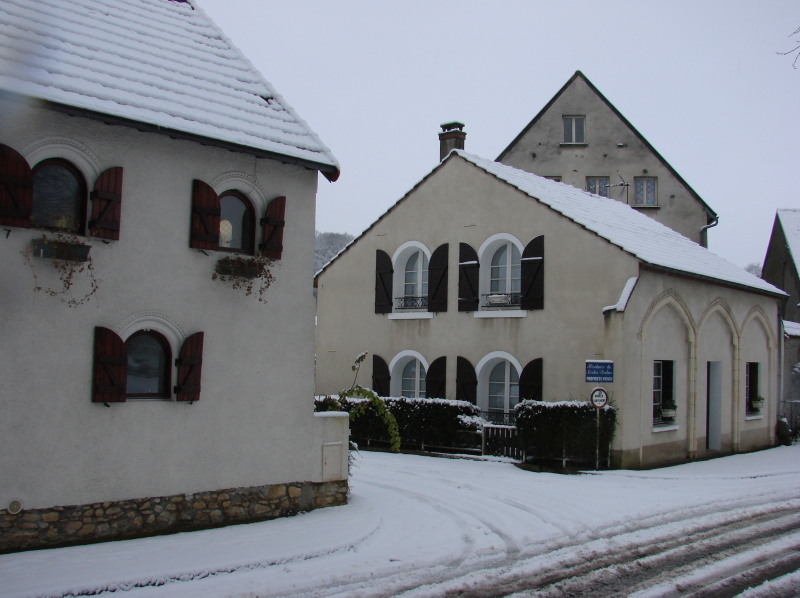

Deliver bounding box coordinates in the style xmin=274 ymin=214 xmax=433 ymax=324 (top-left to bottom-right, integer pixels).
xmin=778 ymin=209 xmax=800 ymax=274
xmin=0 ymin=0 xmax=339 ymax=180
xmin=496 ymin=70 xmax=716 ymax=220
xmin=458 ymin=151 xmax=781 ymax=297
xmin=784 ymin=320 xmax=800 ymax=338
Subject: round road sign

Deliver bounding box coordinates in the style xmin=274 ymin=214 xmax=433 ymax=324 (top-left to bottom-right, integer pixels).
xmin=591 ymin=387 xmax=608 ymax=409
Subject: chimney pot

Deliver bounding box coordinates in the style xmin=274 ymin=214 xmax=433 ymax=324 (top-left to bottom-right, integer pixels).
xmin=439 ymin=121 xmax=466 ymax=161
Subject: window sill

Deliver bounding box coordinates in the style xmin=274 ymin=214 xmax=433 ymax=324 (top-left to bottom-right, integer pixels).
xmin=652 ymin=424 xmax=679 ymax=433
xmin=474 ymin=310 xmax=527 ymax=319
xmin=632 ymin=204 xmax=660 ymax=210
xmin=559 ymin=143 xmax=588 ymax=147
xmin=388 ymin=312 xmax=434 ymax=320
xmin=745 ymin=414 xmax=763 ymax=421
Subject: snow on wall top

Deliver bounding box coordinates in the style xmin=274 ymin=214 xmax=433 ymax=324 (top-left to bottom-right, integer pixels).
xmin=778 ymin=210 xmax=800 ymax=274
xmin=454 ymin=151 xmax=784 ymax=297
xmin=0 ymin=0 xmax=339 ymax=176
xmin=785 ymin=320 xmax=800 ymax=338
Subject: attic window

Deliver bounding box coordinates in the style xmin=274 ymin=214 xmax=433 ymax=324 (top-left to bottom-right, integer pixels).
xmin=562 ymin=116 xmax=585 ymax=144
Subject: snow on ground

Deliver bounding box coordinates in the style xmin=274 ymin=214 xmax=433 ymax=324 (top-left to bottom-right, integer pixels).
xmin=2 ymin=446 xmax=800 ymax=598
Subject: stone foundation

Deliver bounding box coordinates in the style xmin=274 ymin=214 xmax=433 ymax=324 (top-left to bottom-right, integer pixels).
xmin=1 ymin=479 xmax=348 ymax=553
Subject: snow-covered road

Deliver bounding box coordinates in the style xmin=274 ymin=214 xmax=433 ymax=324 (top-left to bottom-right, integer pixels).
xmin=3 ymin=447 xmax=800 ymax=598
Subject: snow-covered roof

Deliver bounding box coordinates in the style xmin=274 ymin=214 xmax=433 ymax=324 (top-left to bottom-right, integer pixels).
xmin=0 ymin=0 xmax=339 ymax=179
xmin=778 ymin=210 xmax=800 ymax=274
xmin=785 ymin=320 xmax=800 ymax=338
xmin=457 ymin=151 xmax=783 ymax=297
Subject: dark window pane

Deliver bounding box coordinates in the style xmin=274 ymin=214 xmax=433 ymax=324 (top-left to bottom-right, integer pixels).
xmin=574 ymin=117 xmax=585 ymax=143
xmin=32 ymin=162 xmax=83 ymax=232
xmin=563 ymin=117 xmax=572 ymax=143
xmin=127 ymin=334 xmax=167 ymax=396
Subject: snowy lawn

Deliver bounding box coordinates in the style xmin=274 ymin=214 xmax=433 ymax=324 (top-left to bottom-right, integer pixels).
xmin=2 ymin=446 xmax=800 ymax=598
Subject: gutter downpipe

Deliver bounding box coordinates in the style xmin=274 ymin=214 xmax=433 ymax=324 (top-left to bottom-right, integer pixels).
xmin=700 ymin=215 xmax=719 ymax=248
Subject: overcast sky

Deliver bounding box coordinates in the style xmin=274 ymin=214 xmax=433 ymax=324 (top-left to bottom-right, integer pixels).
xmin=198 ymin=0 xmax=799 ymax=268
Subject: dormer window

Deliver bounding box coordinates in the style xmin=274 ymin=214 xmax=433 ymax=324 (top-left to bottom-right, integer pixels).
xmin=562 ymin=115 xmax=585 ymax=144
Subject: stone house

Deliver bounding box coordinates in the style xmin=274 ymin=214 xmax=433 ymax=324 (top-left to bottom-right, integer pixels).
xmin=314 ymin=146 xmax=784 ymax=469
xmin=495 ymin=71 xmax=718 ymax=246
xmin=761 ymin=209 xmax=800 ymax=431
xmin=0 ymin=0 xmax=348 ymax=551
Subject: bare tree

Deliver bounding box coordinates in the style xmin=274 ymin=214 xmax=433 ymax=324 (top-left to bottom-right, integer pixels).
xmin=315 ymin=230 xmax=354 ymax=273
xmin=777 ymin=26 xmax=800 ymax=68
xmin=745 ymin=262 xmax=762 ymax=277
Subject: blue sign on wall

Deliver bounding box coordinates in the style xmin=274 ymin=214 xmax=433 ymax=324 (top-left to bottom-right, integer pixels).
xmin=586 ymin=361 xmax=614 ymax=383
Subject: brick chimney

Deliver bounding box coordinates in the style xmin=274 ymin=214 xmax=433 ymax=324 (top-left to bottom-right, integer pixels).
xmin=439 ymin=122 xmax=466 ymax=161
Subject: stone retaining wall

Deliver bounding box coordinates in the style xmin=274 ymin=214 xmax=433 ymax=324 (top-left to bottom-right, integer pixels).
xmin=1 ymin=479 xmax=348 ymax=553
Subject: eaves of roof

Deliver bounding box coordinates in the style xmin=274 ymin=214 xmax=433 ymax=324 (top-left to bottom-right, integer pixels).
xmin=495 ymin=70 xmax=716 ymax=221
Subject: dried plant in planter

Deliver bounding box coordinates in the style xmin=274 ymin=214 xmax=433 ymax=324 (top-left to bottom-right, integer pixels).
xmin=22 ymin=233 xmax=99 ymax=307
xmin=212 ymin=254 xmax=275 ymax=302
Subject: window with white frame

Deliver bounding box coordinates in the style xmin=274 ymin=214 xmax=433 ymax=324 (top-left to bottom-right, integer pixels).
xmin=745 ymin=362 xmax=761 ymax=414
xmin=488 ymin=360 xmax=519 ymax=414
xmin=634 ymin=177 xmax=657 ymax=206
xmin=400 ymin=251 xmax=428 ymax=310
xmin=653 ymin=360 xmax=675 ymax=424
xmin=488 ymin=243 xmax=521 ymax=307
xmin=587 ymin=177 xmax=609 ymax=197
xmin=562 ymin=116 xmax=585 ymax=144
xmin=401 ymin=358 xmax=426 ymax=398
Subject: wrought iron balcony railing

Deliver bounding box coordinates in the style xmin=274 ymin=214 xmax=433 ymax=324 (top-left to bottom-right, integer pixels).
xmin=481 ymin=293 xmax=522 ymax=308
xmin=480 ymin=410 xmax=516 ymax=426
xmin=396 ymin=296 xmax=428 ymax=310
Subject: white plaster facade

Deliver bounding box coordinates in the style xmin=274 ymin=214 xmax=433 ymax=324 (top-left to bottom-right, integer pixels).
xmin=315 ymin=152 xmax=782 ymax=468
xmin=0 ymin=96 xmax=348 ymax=513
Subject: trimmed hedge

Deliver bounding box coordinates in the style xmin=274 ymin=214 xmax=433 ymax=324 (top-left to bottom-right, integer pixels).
xmin=515 ymin=400 xmax=616 ymax=469
xmin=315 ymin=396 xmax=482 ymax=450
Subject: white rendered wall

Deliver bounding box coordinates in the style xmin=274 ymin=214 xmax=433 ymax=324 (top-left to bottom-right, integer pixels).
xmin=0 ymin=98 xmax=347 ymax=510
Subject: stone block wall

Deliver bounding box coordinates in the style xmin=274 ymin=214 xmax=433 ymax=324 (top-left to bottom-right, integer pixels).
xmin=1 ymin=479 xmax=347 ymax=553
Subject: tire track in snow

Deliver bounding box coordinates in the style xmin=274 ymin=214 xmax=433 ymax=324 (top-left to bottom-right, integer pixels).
xmin=420 ymin=504 xmax=800 ymax=597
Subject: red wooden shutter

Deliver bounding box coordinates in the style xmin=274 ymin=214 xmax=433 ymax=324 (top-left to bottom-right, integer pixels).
xmin=427 ymin=244 xmax=448 ymax=313
xmin=372 ymin=354 xmax=391 ymax=397
xmin=521 ymin=235 xmax=544 ymax=310
xmin=458 ymin=243 xmax=479 ymax=312
xmin=426 ymin=356 xmax=446 ymax=398
xmin=89 ymin=167 xmax=123 ymax=240
xmin=93 ymin=327 xmax=127 ymax=403
xmin=190 ymin=180 xmax=220 ymax=250
xmin=0 ymin=143 xmax=33 ymax=228
xmin=519 ymin=358 xmax=543 ymax=402
xmin=175 ymin=332 xmax=204 ymax=402
xmin=456 ymin=356 xmax=477 ymax=404
xmin=375 ymin=250 xmax=394 ymax=314
xmin=260 ymin=196 xmax=286 ymax=259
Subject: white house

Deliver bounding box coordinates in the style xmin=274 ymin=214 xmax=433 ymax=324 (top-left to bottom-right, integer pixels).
xmin=315 ymin=145 xmax=785 ymax=469
xmin=0 ymin=0 xmax=348 ymax=551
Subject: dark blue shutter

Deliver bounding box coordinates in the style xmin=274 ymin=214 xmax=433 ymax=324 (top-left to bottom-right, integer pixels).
xmin=519 ymin=358 xmax=543 ymax=402
xmin=458 ymin=243 xmax=479 ymax=312
xmin=456 ymin=356 xmax=477 ymax=404
xmin=375 ymin=250 xmax=393 ymax=314
xmin=427 ymin=244 xmax=448 ymax=312
xmin=426 ymin=357 xmax=446 ymax=398
xmin=521 ymin=235 xmax=544 ymax=310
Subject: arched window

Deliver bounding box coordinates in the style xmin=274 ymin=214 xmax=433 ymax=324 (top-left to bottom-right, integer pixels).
xmin=488 ymin=360 xmax=519 ymax=414
xmin=401 ymin=250 xmax=428 ymax=309
xmin=31 ymin=158 xmax=87 ymax=233
xmin=401 ymin=358 xmax=426 ymax=398
xmin=490 ymin=243 xmax=521 ymax=295
xmin=126 ymin=330 xmax=171 ymax=399
xmin=219 ymin=190 xmax=255 ymax=254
